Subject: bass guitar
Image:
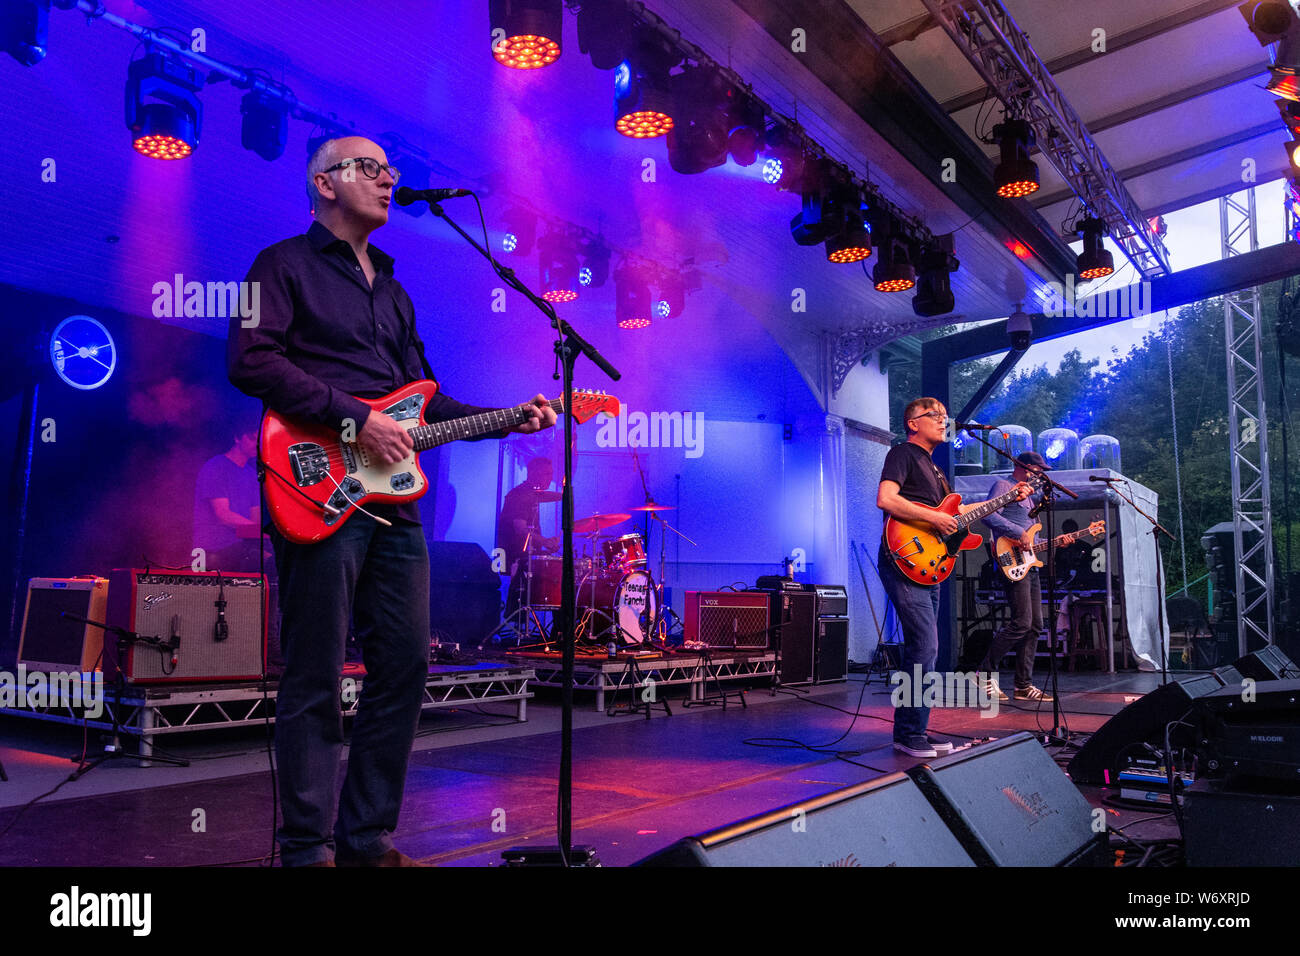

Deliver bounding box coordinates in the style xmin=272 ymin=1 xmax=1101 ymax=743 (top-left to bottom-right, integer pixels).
xmin=883 ymin=475 xmax=1042 ymax=585
xmin=260 ymin=380 xmax=618 ymax=544
xmin=995 ymin=520 xmax=1106 ymax=582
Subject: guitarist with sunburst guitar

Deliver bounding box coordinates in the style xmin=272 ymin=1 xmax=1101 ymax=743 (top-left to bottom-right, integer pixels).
xmin=877 ymin=398 xmax=1033 ymax=758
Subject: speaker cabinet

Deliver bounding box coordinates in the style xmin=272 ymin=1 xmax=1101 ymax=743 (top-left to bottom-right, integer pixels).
xmin=1185 ymin=776 xmax=1300 ymax=865
xmin=684 ymin=591 xmax=770 ymax=649
xmin=18 ymin=577 xmax=108 ymax=672
xmin=771 ymin=590 xmax=815 ymax=683
xmin=106 ymin=569 xmax=266 ymax=683
xmin=428 ymin=542 xmax=501 ymax=647
xmin=909 ymin=732 xmax=1105 ymax=866
xmin=636 ymin=771 xmax=976 ymax=867
xmin=816 ymin=619 xmax=849 ymax=684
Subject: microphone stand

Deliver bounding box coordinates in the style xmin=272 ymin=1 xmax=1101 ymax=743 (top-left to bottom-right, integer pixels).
xmin=961 ymin=427 xmax=1078 ymax=744
xmin=59 ymin=612 xmax=190 ymax=771
xmin=1100 ymin=478 xmax=1174 ymax=685
xmin=419 ymin=196 xmax=620 ymax=868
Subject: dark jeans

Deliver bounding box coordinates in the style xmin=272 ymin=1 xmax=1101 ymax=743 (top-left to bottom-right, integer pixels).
xmin=270 ymin=515 xmax=430 ymax=866
xmin=980 ymin=568 xmax=1042 ymax=688
xmin=880 ymin=544 xmax=941 ymax=741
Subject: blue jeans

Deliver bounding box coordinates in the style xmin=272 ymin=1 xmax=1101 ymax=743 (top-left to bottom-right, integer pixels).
xmin=980 ymin=568 xmax=1042 ymax=688
xmin=270 ymin=515 xmax=430 ymax=866
xmin=879 ymin=544 xmax=941 ymax=740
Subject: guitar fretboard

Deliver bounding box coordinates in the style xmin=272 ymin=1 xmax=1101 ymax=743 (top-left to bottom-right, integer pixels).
xmin=956 ymin=486 xmax=1028 ymax=529
xmin=1032 ymin=529 xmax=1094 ymax=554
xmin=410 ymin=398 xmax=564 ymax=451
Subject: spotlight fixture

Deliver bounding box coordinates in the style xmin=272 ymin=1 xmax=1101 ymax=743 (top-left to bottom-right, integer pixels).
xmin=912 ymin=234 xmax=960 ymax=316
xmin=1240 ymin=2 xmax=1300 ymax=100
xmin=579 ymin=236 xmax=611 ymax=288
xmin=655 ymin=271 xmax=685 ymax=318
xmin=614 ymin=262 xmax=652 ymax=329
xmin=240 ymin=90 xmax=288 ymax=161
xmin=992 ymin=117 xmax=1039 ymax=198
xmin=763 ymin=125 xmax=808 ymax=190
xmin=2 ymin=0 xmax=48 ymax=66
xmin=539 ymin=231 xmax=581 ymax=303
xmin=788 ymin=161 xmax=837 ymax=246
xmin=125 ymin=50 xmax=204 ymax=160
xmin=614 ymin=31 xmax=680 ymax=138
xmin=726 ymin=94 xmax=767 ymax=167
xmin=824 ymin=188 xmax=871 ymax=264
xmin=870 ymin=214 xmax=916 ymax=292
xmin=1075 ymin=215 xmax=1114 ymax=280
xmin=501 ymin=206 xmax=537 ymax=256
xmin=489 ymin=0 xmax=562 ymax=70
xmin=577 ymin=0 xmax=634 ymax=70
xmin=666 ymin=65 xmax=736 ymax=174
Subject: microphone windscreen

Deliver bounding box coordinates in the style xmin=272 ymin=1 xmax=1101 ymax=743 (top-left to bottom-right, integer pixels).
xmin=394 ymin=186 xmax=417 ymax=206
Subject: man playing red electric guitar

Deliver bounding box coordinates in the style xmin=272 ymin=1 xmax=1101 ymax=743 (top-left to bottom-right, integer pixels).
xmin=228 ymin=136 xmax=555 ymax=866
xmin=876 ymin=398 xmax=1030 ymax=758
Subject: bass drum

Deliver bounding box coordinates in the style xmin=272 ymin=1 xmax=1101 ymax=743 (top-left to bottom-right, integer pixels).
xmin=590 ymin=569 xmax=658 ymax=645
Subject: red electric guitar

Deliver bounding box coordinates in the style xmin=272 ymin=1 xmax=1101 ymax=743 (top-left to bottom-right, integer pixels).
xmin=883 ymin=474 xmax=1043 ymax=585
xmin=260 ymin=380 xmax=618 ymax=544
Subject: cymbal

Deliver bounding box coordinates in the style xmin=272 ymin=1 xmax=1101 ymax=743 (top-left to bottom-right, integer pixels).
xmin=630 ymin=501 xmax=675 ymax=512
xmin=573 ymin=512 xmax=631 ymax=534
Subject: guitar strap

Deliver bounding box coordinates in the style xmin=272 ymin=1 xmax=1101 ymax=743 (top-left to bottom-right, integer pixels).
xmin=395 ymin=287 xmax=438 ymax=383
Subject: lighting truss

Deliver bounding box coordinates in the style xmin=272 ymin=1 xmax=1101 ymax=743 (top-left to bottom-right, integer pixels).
xmin=916 ymin=0 xmax=1171 ymax=279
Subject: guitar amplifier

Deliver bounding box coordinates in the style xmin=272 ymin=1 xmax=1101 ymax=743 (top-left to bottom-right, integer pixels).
xmin=106 ymin=569 xmax=267 ymax=683
xmin=18 ymin=577 xmax=109 ymax=672
xmin=684 ymin=591 xmax=770 ymax=649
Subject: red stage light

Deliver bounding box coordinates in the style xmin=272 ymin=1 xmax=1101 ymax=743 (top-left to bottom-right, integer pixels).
xmin=133 ymin=134 xmax=192 ymax=160
xmin=874 ymin=277 xmax=916 ymax=293
xmin=827 ymin=245 xmax=871 ymax=264
xmin=616 ymin=110 xmax=673 ymax=138
xmin=1009 ymin=240 xmax=1032 ymax=259
xmin=1078 ymin=264 xmax=1114 ymax=280
xmin=493 ymin=34 xmax=560 ymax=70
xmin=541 ymin=289 xmax=578 ymax=303
xmin=617 ymin=316 xmax=651 ymax=329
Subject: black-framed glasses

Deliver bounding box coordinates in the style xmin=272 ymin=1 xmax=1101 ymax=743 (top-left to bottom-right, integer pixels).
xmin=909 ymin=410 xmax=947 ymax=422
xmin=322 ymin=156 xmax=401 ymax=184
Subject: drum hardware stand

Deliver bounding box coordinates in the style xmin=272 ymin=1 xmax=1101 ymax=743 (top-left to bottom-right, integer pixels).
xmin=605 ymin=655 xmax=671 ymax=719
xmin=490 ymin=534 xmax=554 ymax=649
xmin=963 ymin=427 xmax=1078 ymax=745
xmin=421 ymin=195 xmax=619 ymax=867
xmin=58 ymin=612 xmax=190 ymax=771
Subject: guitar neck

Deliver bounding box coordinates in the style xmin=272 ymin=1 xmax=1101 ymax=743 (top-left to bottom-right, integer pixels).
xmin=410 ymin=398 xmax=562 ymax=451
xmin=1033 ymin=530 xmax=1085 ymax=554
xmin=958 ymin=487 xmax=1026 ymax=529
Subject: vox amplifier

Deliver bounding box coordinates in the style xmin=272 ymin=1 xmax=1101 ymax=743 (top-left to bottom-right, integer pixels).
xmin=684 ymin=591 xmax=771 ymax=649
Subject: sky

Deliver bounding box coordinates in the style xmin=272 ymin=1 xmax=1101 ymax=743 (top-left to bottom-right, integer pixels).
xmin=968 ymin=177 xmax=1288 ymax=377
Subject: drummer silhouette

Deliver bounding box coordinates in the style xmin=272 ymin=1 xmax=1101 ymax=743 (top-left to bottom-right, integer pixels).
xmin=496 ymin=457 xmax=559 ymax=574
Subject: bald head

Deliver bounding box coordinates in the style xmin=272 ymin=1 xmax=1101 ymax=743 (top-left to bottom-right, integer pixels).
xmin=305 ymin=136 xmax=394 ymax=227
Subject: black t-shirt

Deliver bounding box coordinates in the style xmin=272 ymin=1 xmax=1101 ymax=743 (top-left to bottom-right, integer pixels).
xmin=879 ymin=441 xmax=950 ymax=508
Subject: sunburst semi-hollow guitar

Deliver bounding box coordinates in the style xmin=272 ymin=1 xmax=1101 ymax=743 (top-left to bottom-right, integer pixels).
xmin=995 ymin=520 xmax=1106 ymax=582
xmin=883 ymin=475 xmax=1043 ymax=586
xmin=261 ymin=380 xmax=619 ymax=544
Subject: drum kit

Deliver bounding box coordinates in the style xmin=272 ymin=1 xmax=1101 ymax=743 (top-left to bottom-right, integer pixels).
xmin=502 ymin=497 xmax=693 ymax=651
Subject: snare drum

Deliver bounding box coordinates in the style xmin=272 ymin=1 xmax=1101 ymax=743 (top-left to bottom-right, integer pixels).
xmin=600 ymin=533 xmax=646 ymax=571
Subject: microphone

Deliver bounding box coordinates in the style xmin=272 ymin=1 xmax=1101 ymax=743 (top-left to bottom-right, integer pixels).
xmin=1088 ymin=475 xmax=1119 ymax=483
xmin=170 ymin=614 xmax=181 ymax=668
xmin=394 ymin=186 xmax=473 ymax=206
xmin=954 ymin=421 xmax=997 ymax=431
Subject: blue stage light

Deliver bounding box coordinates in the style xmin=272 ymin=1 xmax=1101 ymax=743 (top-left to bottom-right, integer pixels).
xmin=762 ymin=158 xmax=783 ymax=184
xmin=579 ymin=266 xmax=593 ymax=286
xmin=503 ymin=232 xmax=518 ymax=253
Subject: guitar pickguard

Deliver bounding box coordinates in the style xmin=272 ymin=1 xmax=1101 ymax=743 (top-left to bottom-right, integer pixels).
xmin=383 ymin=392 xmax=425 ymax=422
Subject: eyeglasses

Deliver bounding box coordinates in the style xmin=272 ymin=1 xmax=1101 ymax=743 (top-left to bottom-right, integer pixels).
xmin=322 ymin=156 xmax=401 ymax=184
xmin=909 ymin=411 xmax=947 ymax=423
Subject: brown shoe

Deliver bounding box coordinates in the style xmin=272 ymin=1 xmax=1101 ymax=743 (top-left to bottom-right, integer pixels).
xmin=337 ymin=848 xmax=427 ymax=867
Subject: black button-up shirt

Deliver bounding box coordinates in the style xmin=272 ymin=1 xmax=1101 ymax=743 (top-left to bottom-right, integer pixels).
xmin=228 ymin=220 xmax=497 ymax=523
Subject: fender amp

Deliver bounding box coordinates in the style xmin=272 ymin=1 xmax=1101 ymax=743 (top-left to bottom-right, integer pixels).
xmin=106 ymin=569 xmax=267 ymax=683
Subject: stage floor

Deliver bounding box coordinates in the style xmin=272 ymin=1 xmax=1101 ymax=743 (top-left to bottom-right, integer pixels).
xmin=0 ymin=670 xmax=1185 ymax=866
